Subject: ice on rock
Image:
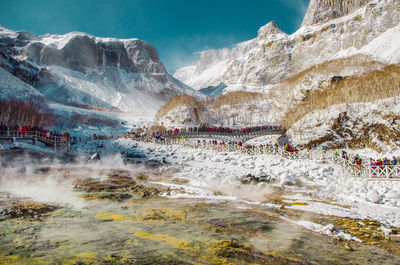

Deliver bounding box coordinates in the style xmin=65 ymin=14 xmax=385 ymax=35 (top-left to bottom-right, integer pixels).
xmin=213 ymin=157 xmax=221 ymax=162
xmin=387 ymin=191 xmax=400 ymax=200
xmin=280 ymin=175 xmax=296 ymax=186
xmin=366 ymin=190 xmax=381 ymax=203
xmin=291 ymin=219 xmax=362 ymax=242
xmin=320 ymin=223 xmax=335 ymax=235
xmin=327 ymin=183 xmax=336 ymax=193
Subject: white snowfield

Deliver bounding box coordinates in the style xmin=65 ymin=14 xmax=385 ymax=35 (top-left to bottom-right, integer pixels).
xmin=337 ymin=23 xmax=400 ymax=64
xmin=115 ymin=138 xmax=400 ymax=232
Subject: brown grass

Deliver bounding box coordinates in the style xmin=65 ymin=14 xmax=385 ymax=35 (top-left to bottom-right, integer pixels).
xmin=150 ymin=124 xmax=166 ymax=132
xmin=156 ymin=94 xmax=199 ymax=120
xmin=0 ymin=97 xmax=56 ymax=127
xmin=205 ymin=91 xmax=264 ymax=109
xmin=281 ymin=64 xmax=400 ymax=128
xmin=85 ymin=106 xmax=124 ymax=113
xmin=156 ymin=91 xmax=265 ymax=122
xmin=281 ymin=55 xmax=383 ymax=87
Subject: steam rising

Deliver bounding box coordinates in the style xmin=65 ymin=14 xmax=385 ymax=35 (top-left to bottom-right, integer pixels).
xmin=0 ymin=152 xmax=143 ymax=208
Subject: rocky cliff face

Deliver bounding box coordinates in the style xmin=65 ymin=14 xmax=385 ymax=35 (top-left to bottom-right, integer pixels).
xmin=174 ymin=0 xmax=400 ymax=92
xmin=0 ymin=27 xmax=204 ymax=114
xmin=302 ymin=0 xmax=371 ymax=26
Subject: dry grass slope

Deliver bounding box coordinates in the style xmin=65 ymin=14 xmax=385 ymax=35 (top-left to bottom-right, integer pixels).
xmin=282 ymin=55 xmax=384 ymax=87
xmin=156 ymin=94 xmax=198 ymax=120
xmin=282 ymin=63 xmax=400 ymax=128
xmin=156 ymin=91 xmax=265 ymax=123
xmin=157 ymin=55 xmax=399 ymax=134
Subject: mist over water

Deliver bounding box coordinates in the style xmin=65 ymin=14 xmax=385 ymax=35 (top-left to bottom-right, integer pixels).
xmin=0 ymin=147 xmax=399 ymax=264
xmin=0 ymin=150 xmax=144 ymax=208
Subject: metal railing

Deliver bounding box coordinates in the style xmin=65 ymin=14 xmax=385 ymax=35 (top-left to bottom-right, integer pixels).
xmin=159 ymin=128 xmax=286 ymax=142
xmin=0 ymin=130 xmax=72 ymax=147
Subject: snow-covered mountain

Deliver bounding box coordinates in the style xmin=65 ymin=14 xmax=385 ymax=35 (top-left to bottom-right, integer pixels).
xmin=160 ymin=0 xmax=400 ymax=151
xmin=0 ymin=26 xmax=205 ymax=117
xmin=174 ymin=0 xmax=400 ymax=94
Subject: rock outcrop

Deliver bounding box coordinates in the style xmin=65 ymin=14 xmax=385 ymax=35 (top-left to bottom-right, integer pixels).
xmin=302 ymin=0 xmax=371 ymax=26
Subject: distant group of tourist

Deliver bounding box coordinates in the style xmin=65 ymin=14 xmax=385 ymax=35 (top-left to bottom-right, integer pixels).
xmin=128 ymin=125 xmax=298 ymax=154
xmin=283 ymin=143 xmax=298 ymax=153
xmin=369 ymin=157 xmax=399 ymax=177
xmin=370 ymin=157 xmax=398 ymax=167
xmin=332 ymin=149 xmax=400 ymax=169
xmin=335 ymin=151 xmax=363 ymax=165
xmin=0 ymin=124 xmax=72 ymax=142
xmin=150 ymin=125 xmax=284 ymax=136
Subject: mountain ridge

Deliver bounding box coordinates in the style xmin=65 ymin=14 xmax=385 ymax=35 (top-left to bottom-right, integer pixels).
xmin=0 ymin=26 xmax=205 ymax=118
xmin=173 ymin=0 xmax=399 ymax=93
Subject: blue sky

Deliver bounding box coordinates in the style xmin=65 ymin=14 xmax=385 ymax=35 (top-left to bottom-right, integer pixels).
xmin=1 ymin=0 xmax=309 ymax=73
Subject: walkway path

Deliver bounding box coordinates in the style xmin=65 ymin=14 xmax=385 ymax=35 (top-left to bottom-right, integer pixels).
xmin=162 ymin=127 xmax=285 ymax=142
xmin=132 ymin=135 xmax=400 ymax=180
xmin=0 ymin=130 xmax=73 ymax=150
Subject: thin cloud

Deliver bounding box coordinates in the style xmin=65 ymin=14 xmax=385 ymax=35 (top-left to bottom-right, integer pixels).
xmin=277 ymin=0 xmax=310 ymax=30
xmin=160 ymin=33 xmax=239 ymax=74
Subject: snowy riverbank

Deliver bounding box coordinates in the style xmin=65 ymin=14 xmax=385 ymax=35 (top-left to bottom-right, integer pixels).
xmin=114 ymin=138 xmax=400 ymax=230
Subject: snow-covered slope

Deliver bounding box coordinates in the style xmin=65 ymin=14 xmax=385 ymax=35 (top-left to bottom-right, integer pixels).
xmin=174 ymin=0 xmax=400 ymax=92
xmin=0 ymin=68 xmax=43 ymax=99
xmin=173 ymin=65 xmax=196 ymax=86
xmin=288 ymin=95 xmax=400 ymax=153
xmin=358 ymin=23 xmax=400 ymax=64
xmin=0 ymin=26 xmax=205 ymax=118
xmin=161 ymin=0 xmax=400 ymax=153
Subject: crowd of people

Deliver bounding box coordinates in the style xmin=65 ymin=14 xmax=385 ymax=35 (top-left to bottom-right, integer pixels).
xmin=128 ymin=125 xmax=305 ymax=155
xmin=370 ymin=157 xmax=398 ymax=168
xmin=332 ymin=150 xmax=400 ymax=170
xmin=283 ymin=143 xmax=298 ymax=153
xmin=0 ymin=124 xmax=72 ymax=143
xmin=368 ymin=157 xmax=399 ymax=178
xmin=3 ymin=122 xmax=399 ymax=177
xmin=149 ymin=125 xmax=284 ymax=136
